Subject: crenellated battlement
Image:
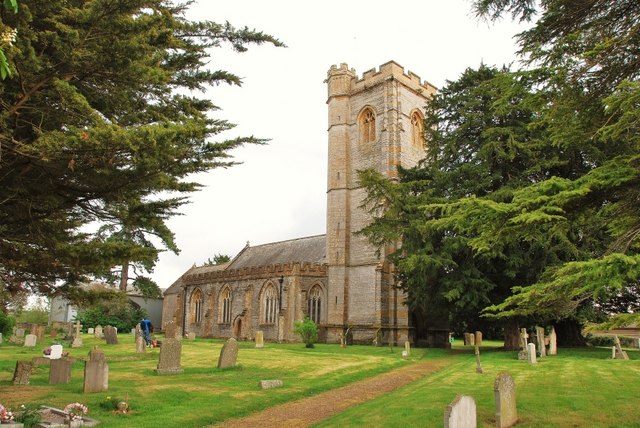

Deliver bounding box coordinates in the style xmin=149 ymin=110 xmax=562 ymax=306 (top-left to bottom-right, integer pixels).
xmin=183 ymin=261 xmax=328 ymax=285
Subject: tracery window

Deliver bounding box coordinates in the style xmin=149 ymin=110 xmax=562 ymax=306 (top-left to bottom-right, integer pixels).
xmin=190 ymin=288 xmax=203 ymax=323
xmin=411 ymin=110 xmax=425 ymax=147
xmin=359 ymin=107 xmax=376 ymax=144
xmin=219 ymin=287 xmax=232 ymax=324
xmin=261 ymin=283 xmax=278 ymax=324
xmin=308 ymin=285 xmax=323 ymax=324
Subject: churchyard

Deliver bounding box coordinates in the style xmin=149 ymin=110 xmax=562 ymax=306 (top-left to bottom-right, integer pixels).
xmin=0 ymin=331 xmax=638 ymax=427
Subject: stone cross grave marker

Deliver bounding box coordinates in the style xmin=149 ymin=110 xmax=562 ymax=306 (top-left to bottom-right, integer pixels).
xmin=49 ymin=358 xmax=72 ymax=384
xmin=94 ymin=325 xmax=103 ymax=339
xmin=104 ymin=325 xmax=118 ymax=345
xmin=548 ymin=326 xmax=557 ymax=355
xmin=518 ymin=329 xmax=529 ymax=360
xmin=84 ymin=347 xmax=109 ymax=393
xmin=72 ymin=320 xmax=83 ymax=348
xmin=23 ymin=334 xmax=37 ymax=347
xmin=474 ymin=331 xmax=482 ymax=347
xmin=255 ymin=331 xmax=264 ymax=348
xmin=12 ymin=360 xmax=33 ymax=385
xmin=155 ymin=338 xmax=184 ymax=375
xmin=535 ymin=326 xmax=546 ymax=357
xmin=527 ymin=343 xmax=537 ymax=364
xmin=218 ymin=337 xmax=239 ymax=369
xmin=444 ymin=395 xmax=477 ymax=428
xmin=494 ymin=372 xmax=518 ymax=428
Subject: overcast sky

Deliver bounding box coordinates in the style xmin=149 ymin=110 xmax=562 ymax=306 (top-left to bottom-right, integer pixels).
xmin=150 ymin=0 xmax=531 ymax=288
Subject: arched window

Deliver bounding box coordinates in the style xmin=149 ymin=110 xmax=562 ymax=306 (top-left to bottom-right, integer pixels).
xmin=219 ymin=287 xmax=232 ymax=324
xmin=359 ymin=107 xmax=376 ymax=144
xmin=261 ymin=283 xmax=278 ymax=324
xmin=411 ymin=110 xmax=425 ymax=147
xmin=308 ymin=285 xmax=323 ymax=324
xmin=190 ymin=288 xmax=203 ymax=323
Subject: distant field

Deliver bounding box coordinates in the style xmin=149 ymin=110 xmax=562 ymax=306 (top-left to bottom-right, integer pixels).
xmin=0 ymin=335 xmax=638 ymax=427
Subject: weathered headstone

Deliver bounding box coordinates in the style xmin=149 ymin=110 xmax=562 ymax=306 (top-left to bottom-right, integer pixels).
xmin=87 ymin=327 xmax=95 ymax=334
xmin=527 ymin=343 xmax=537 ymax=364
xmin=535 ymin=326 xmax=546 ymax=357
xmin=255 ymin=331 xmax=264 ymax=349
xmin=164 ymin=320 xmax=178 ymax=339
xmin=475 ymin=346 xmax=484 ymax=374
xmin=217 ymin=337 xmax=239 ymax=369
xmin=444 ymin=395 xmax=477 ymax=428
xmin=548 ymin=326 xmax=557 ymax=355
xmin=613 ymin=335 xmax=629 ymax=360
xmin=518 ymin=328 xmax=529 ymax=360
xmin=104 ymin=326 xmax=118 ymax=345
xmin=187 ymin=331 xmax=196 ymax=340
xmin=474 ymin=331 xmax=482 ymax=347
xmin=259 ymin=379 xmax=283 ymax=389
xmin=12 ymin=360 xmax=33 ymax=385
xmin=131 ymin=328 xmax=136 ymax=335
xmin=494 ymin=372 xmax=518 ymax=428
xmin=94 ymin=325 xmax=103 ymax=339
xmin=49 ymin=357 xmax=72 ymax=384
xmin=23 ymin=334 xmax=37 ymax=347
xmin=339 ymin=332 xmax=346 ymax=348
xmin=135 ymin=334 xmax=146 ymax=353
xmin=404 ymin=341 xmax=411 ymax=357
xmin=71 ymin=320 xmax=83 ymax=348
xmin=48 ymin=344 xmax=63 ymax=360
xmin=33 ymin=324 xmax=46 ymax=342
xmin=155 ymin=338 xmax=183 ymax=375
xmin=84 ymin=347 xmax=108 ymax=393
xmin=15 ymin=327 xmax=25 ymax=337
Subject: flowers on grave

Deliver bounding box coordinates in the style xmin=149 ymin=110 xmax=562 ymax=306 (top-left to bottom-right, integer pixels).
xmin=63 ymin=403 xmax=88 ymax=421
xmin=0 ymin=404 xmax=14 ymax=422
xmin=99 ymin=395 xmax=130 ymax=415
xmin=43 ymin=347 xmax=52 ymax=356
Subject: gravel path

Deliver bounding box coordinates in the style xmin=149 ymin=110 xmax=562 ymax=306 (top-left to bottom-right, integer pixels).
xmin=212 ymin=359 xmax=447 ymax=428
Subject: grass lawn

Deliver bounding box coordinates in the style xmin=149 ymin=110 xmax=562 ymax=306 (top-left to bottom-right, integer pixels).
xmin=1 ymin=335 xmax=638 ymax=427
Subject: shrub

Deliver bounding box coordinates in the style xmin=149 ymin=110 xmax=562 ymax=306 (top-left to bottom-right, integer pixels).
xmin=0 ymin=311 xmax=15 ymax=337
xmin=294 ymin=317 xmax=318 ymax=348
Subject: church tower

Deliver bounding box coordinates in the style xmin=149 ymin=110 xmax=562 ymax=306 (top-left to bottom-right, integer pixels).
xmin=325 ymin=61 xmax=436 ymax=345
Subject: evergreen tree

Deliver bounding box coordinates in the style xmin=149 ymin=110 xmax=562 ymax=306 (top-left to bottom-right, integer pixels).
xmin=0 ymin=0 xmax=283 ymax=298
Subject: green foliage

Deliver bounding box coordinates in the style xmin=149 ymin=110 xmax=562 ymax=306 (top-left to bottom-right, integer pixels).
xmin=204 ymin=254 xmax=231 ymax=265
xmin=15 ymin=308 xmax=48 ymax=325
xmin=15 ymin=403 xmax=41 ymax=428
xmin=0 ymin=311 xmax=15 ymax=337
xmin=73 ymin=290 xmax=147 ymax=331
xmin=293 ymin=317 xmax=318 ymax=348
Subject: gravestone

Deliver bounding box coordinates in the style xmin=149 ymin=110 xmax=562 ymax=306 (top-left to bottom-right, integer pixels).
xmin=474 ymin=331 xmax=482 ymax=347
xmin=475 ymin=346 xmax=484 ymax=374
xmin=84 ymin=347 xmax=108 ymax=393
xmin=155 ymin=338 xmax=183 ymax=375
xmin=217 ymin=337 xmax=239 ymax=369
xmin=94 ymin=325 xmax=103 ymax=339
xmin=527 ymin=343 xmax=537 ymax=364
xmin=23 ymin=334 xmax=37 ymax=347
xmin=0 ymin=332 xmax=3 ymax=344
xmin=15 ymin=327 xmax=25 ymax=337
xmin=535 ymin=326 xmax=546 ymax=357
xmin=131 ymin=328 xmax=136 ymax=335
xmin=47 ymin=344 xmax=63 ymax=360
xmin=259 ymin=379 xmax=283 ymax=389
xmin=339 ymin=332 xmax=347 ymax=348
xmin=12 ymin=360 xmax=33 ymax=385
xmin=518 ymin=329 xmax=529 ymax=360
xmin=104 ymin=326 xmax=118 ymax=345
xmin=164 ymin=320 xmax=178 ymax=339
xmin=33 ymin=324 xmax=45 ymax=342
xmin=188 ymin=332 xmax=196 ymax=340
xmin=548 ymin=326 xmax=557 ymax=355
xmin=404 ymin=341 xmax=411 ymax=357
xmin=613 ymin=335 xmax=629 ymax=360
xmin=49 ymin=358 xmax=72 ymax=384
xmin=494 ymin=372 xmax=518 ymax=428
xmin=87 ymin=328 xmax=95 ymax=334
xmin=71 ymin=320 xmax=83 ymax=348
xmin=255 ymin=331 xmax=264 ymax=348
xmin=135 ymin=334 xmax=146 ymax=353
xmin=444 ymin=395 xmax=477 ymax=428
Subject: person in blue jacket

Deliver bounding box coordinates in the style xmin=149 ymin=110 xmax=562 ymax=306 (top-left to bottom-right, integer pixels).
xmin=140 ymin=318 xmax=153 ymax=346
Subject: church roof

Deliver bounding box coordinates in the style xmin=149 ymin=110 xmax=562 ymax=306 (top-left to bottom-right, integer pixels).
xmin=164 ymin=262 xmax=230 ymax=295
xmin=228 ymin=235 xmax=326 ymax=270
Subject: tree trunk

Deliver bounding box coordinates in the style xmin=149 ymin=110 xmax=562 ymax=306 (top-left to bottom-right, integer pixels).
xmin=119 ymin=261 xmax=129 ymax=291
xmin=502 ymin=321 xmax=520 ymax=350
xmin=555 ymin=319 xmax=587 ymax=346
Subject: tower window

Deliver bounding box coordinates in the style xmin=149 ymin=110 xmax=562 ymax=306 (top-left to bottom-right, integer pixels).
xmin=411 ymin=110 xmax=425 ymax=147
xmin=359 ymin=107 xmax=376 ymax=144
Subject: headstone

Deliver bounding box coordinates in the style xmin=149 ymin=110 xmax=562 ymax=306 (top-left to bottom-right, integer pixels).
xmin=494 ymin=372 xmax=518 ymax=428
xmin=527 ymin=343 xmax=537 ymax=364
xmin=255 ymin=331 xmax=264 ymax=348
xmin=188 ymin=331 xmax=196 ymax=340
xmin=71 ymin=321 xmax=83 ymax=348
xmin=548 ymin=326 xmax=557 ymax=355
xmin=15 ymin=327 xmax=25 ymax=337
xmin=404 ymin=341 xmax=411 ymax=357
xmin=33 ymin=324 xmax=45 ymax=342
xmin=535 ymin=326 xmax=546 ymax=357
xmin=339 ymin=332 xmax=346 ymax=348
xmin=217 ymin=337 xmax=239 ymax=369
xmin=474 ymin=331 xmax=482 ymax=347
xmin=259 ymin=379 xmax=283 ymax=389
xmin=49 ymin=358 xmax=72 ymax=384
xmin=518 ymin=328 xmax=529 ymax=360
xmin=0 ymin=332 xmax=3 ymax=344
xmin=87 ymin=328 xmax=95 ymax=334
xmin=47 ymin=344 xmax=63 ymax=360
xmin=94 ymin=325 xmax=103 ymax=339
xmin=444 ymin=395 xmax=477 ymax=428
xmin=49 ymin=330 xmax=58 ymax=338
xmin=131 ymin=328 xmax=136 ymax=335
xmin=155 ymin=338 xmax=183 ymax=375
xmin=613 ymin=335 xmax=630 ymax=360
xmin=104 ymin=326 xmax=118 ymax=345
xmin=23 ymin=334 xmax=37 ymax=347
xmin=475 ymin=346 xmax=484 ymax=374
xmin=164 ymin=320 xmax=178 ymax=339
xmin=12 ymin=360 xmax=33 ymax=385
xmin=84 ymin=347 xmax=108 ymax=393
xmin=135 ymin=335 xmax=146 ymax=353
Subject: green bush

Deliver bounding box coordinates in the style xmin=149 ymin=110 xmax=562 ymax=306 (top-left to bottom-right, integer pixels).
xmin=0 ymin=311 xmax=15 ymax=337
xmin=74 ymin=291 xmax=147 ymax=332
xmin=294 ymin=317 xmax=318 ymax=348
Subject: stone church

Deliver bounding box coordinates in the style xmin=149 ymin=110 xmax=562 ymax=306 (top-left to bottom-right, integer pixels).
xmin=162 ymin=61 xmax=443 ymax=345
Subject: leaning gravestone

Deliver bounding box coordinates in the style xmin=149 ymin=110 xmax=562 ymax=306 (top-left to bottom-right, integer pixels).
xmin=49 ymin=358 xmax=72 ymax=384
xmin=84 ymin=347 xmax=108 ymax=393
xmin=548 ymin=326 xmax=558 ymax=355
xmin=494 ymin=372 xmax=518 ymax=428
xmin=536 ymin=326 xmax=546 ymax=357
xmin=12 ymin=360 xmax=33 ymax=385
xmin=104 ymin=326 xmax=118 ymax=345
xmin=23 ymin=334 xmax=37 ymax=347
xmin=613 ymin=335 xmax=630 ymax=360
xmin=255 ymin=331 xmax=264 ymax=349
xmin=217 ymin=337 xmax=239 ymax=369
xmin=155 ymin=338 xmax=183 ymax=375
xmin=444 ymin=395 xmax=477 ymax=428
